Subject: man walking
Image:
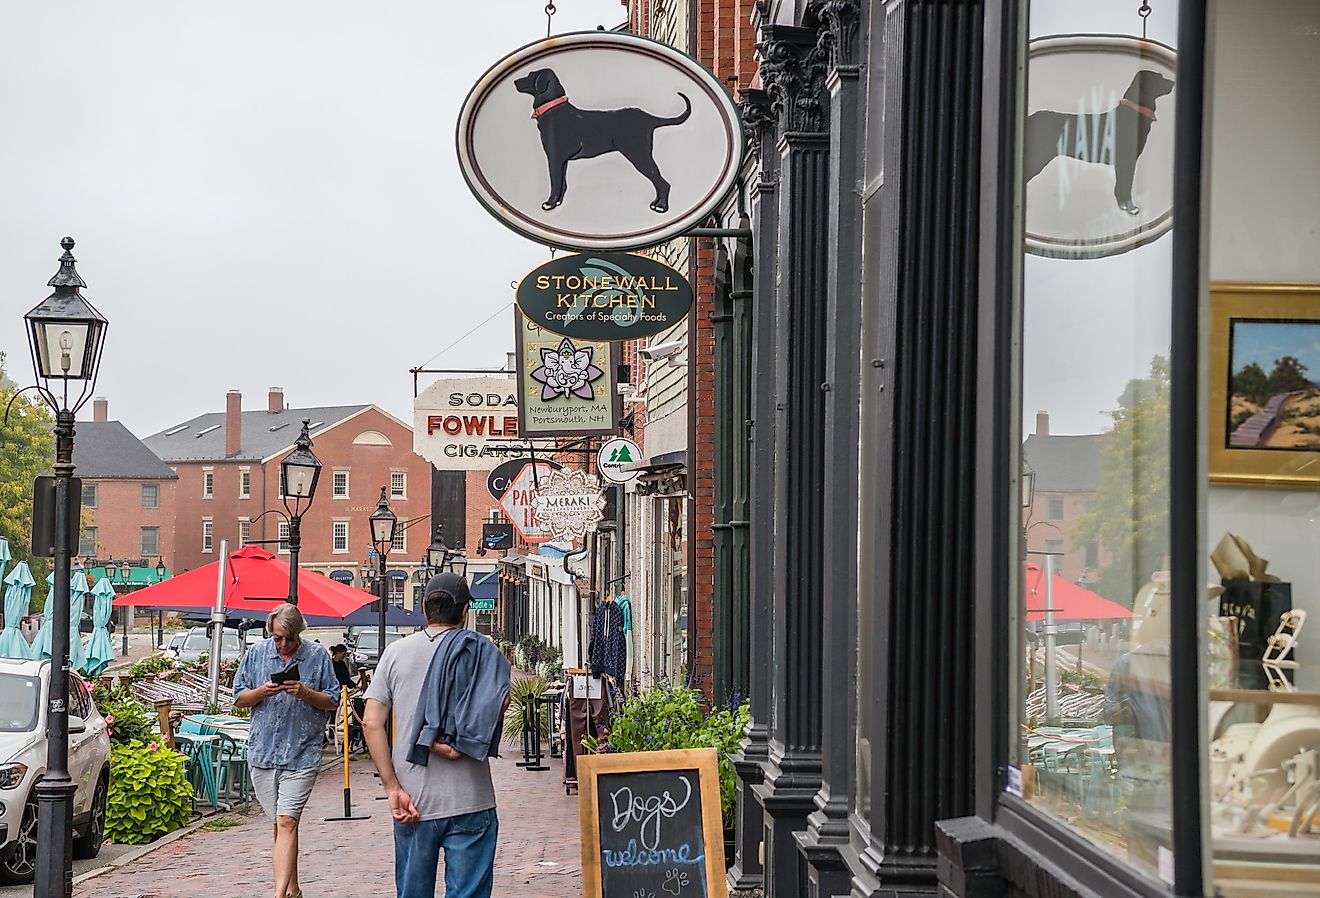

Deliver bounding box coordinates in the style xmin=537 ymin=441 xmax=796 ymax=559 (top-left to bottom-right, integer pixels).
xmin=232 ymin=604 xmax=341 ymax=898
xmin=364 ymin=572 xmax=511 ymax=898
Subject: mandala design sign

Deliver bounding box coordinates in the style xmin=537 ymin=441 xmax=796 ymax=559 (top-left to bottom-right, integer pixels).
xmin=516 ymin=311 xmax=619 ymax=437
xmin=531 ymin=468 xmax=607 ymax=543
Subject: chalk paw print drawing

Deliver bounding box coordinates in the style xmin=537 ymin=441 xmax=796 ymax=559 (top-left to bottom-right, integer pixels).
xmin=632 ymin=890 xmax=656 ymax=898
xmin=529 ymin=337 xmax=604 ymax=401
xmin=663 ymin=867 xmax=690 ymax=895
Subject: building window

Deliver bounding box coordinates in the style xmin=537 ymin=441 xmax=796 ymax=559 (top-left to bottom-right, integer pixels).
xmin=390 ymin=471 xmax=406 ymax=499
xmin=277 ymin=521 xmax=290 ymax=554
xmin=1046 ymin=495 xmax=1065 ymax=522
xmin=140 ymin=527 xmax=160 ymax=557
xmin=81 ymin=482 xmax=97 ymax=509
xmin=333 ymin=521 xmax=349 ymax=554
xmin=238 ymin=520 xmax=251 ymax=547
xmin=202 ymin=520 xmax=213 ymax=553
xmin=141 ymin=483 xmax=160 ymax=509
xmin=391 ymin=527 xmax=406 ymax=553
xmin=240 ymin=469 xmax=251 ymax=499
xmin=203 ymin=470 xmax=214 ymax=499
xmin=1044 ymin=539 xmax=1064 ymax=558
xmin=333 ymin=471 xmax=349 ymax=498
xmin=79 ymin=527 xmax=97 ymax=557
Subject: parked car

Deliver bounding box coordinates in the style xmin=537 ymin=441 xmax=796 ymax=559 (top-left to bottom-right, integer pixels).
xmin=0 ymin=658 xmax=111 ymax=885
xmin=343 ymin=625 xmax=402 ymax=649
xmin=160 ymin=626 xmax=242 ymax=664
xmin=351 ymin=629 xmax=406 ymax=667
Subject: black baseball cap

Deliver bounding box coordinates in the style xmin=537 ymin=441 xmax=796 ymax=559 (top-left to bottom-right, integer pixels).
xmin=424 ymin=572 xmax=472 ymax=607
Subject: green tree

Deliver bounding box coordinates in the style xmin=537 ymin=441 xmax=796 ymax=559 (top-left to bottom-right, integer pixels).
xmin=1230 ymin=362 xmax=1270 ymax=406
xmin=1073 ymin=356 xmax=1170 ymax=603
xmin=1266 ymin=355 xmax=1314 ymax=396
xmin=1 ymin=351 xmax=55 ymax=594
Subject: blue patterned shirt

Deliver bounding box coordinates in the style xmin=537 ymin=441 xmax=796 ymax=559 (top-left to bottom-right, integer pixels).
xmin=232 ymin=637 xmax=340 ymax=770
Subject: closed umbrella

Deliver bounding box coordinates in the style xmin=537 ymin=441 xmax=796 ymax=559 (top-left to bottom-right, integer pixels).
xmin=0 ymin=536 xmax=10 ymax=581
xmin=83 ymin=576 xmax=116 ymax=675
xmin=0 ymin=561 xmax=35 ymax=659
xmin=67 ymin=572 xmax=89 ymax=672
xmin=34 ymin=572 xmax=56 ymax=659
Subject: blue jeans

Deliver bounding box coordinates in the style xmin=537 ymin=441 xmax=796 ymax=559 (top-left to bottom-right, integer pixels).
xmin=393 ymin=807 xmax=498 ymax=898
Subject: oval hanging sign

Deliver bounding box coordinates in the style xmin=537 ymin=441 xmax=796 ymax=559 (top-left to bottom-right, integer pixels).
xmin=1024 ymin=35 xmax=1176 ymax=259
xmin=456 ymin=31 xmax=743 ymax=251
xmin=516 ymin=252 xmax=692 ymax=341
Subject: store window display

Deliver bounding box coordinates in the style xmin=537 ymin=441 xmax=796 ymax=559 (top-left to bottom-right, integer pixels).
xmin=1011 ymin=0 xmax=1180 ymax=883
xmin=1201 ymin=2 xmax=1320 ymax=892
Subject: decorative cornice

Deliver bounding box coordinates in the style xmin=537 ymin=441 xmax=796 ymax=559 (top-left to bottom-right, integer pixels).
xmin=816 ymin=0 xmax=862 ymax=70
xmin=758 ymin=24 xmax=829 ymax=135
xmin=739 ymin=88 xmax=776 ymax=161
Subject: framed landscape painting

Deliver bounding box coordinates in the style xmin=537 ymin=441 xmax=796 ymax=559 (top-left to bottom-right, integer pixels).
xmin=1209 ymin=282 xmax=1320 ymax=487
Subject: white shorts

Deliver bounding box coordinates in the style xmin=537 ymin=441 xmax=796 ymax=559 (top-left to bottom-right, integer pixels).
xmin=250 ymin=766 xmax=319 ymax=820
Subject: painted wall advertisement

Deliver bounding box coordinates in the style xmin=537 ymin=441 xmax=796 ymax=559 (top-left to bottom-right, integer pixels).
xmin=413 ymin=376 xmax=532 ymax=471
xmin=516 ymin=311 xmax=620 ymax=438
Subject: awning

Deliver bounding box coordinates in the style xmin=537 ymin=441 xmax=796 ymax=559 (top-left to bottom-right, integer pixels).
xmin=470 ymin=571 xmax=498 ymax=601
xmin=1024 ymin=563 xmax=1133 ymax=621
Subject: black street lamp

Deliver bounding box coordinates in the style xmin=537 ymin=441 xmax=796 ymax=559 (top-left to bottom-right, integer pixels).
xmin=426 ymin=523 xmax=449 ymax=573
xmin=155 ymin=558 xmax=167 ymax=580
xmin=279 ymin=419 xmax=322 ymax=605
xmin=22 ymin=237 xmax=108 ymax=898
xmin=369 ymin=487 xmax=398 ymax=664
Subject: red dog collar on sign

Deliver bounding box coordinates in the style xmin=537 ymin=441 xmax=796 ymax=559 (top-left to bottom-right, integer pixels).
xmin=1119 ymin=98 xmax=1157 ymax=121
xmin=532 ymin=96 xmax=570 ymax=119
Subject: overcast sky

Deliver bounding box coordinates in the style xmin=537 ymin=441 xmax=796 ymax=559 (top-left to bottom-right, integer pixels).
xmin=0 ymin=1 xmax=626 ymax=437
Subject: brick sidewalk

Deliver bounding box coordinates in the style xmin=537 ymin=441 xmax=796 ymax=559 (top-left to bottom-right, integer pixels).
xmin=75 ymin=753 xmax=582 ymax=898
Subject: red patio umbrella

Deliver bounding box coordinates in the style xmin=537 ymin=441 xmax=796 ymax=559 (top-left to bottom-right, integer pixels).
xmin=1024 ymin=562 xmax=1133 ymax=622
xmin=112 ymin=545 xmax=373 ymax=620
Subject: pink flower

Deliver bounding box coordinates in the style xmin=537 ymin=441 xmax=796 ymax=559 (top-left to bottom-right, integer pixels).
xmin=148 ymin=742 xmax=159 ymax=752
xmin=104 ymin=714 xmax=115 ymax=724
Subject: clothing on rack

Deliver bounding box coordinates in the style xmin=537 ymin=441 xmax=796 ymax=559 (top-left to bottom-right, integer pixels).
xmin=562 ymin=674 xmax=617 ymax=786
xmin=588 ymin=599 xmax=627 ymax=684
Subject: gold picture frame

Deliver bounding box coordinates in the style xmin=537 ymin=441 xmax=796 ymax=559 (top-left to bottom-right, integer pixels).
xmin=1210 ymin=282 xmax=1320 ymax=488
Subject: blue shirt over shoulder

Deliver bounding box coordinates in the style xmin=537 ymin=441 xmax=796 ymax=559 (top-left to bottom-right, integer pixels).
xmin=232 ymin=637 xmax=340 ymax=770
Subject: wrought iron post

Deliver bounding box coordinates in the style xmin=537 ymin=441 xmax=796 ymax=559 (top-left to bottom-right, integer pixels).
xmin=287 ymin=514 xmax=302 ymax=605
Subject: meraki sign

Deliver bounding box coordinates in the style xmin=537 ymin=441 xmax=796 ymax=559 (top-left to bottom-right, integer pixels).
xmin=516 ymin=252 xmax=692 ymax=342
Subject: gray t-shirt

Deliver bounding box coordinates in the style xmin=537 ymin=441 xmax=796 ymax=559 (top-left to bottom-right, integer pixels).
xmin=364 ymin=630 xmax=496 ymax=821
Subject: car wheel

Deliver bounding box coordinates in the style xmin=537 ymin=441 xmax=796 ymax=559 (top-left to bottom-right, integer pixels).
xmin=73 ymin=774 xmax=108 ymax=860
xmin=0 ymin=793 xmax=38 ymax=885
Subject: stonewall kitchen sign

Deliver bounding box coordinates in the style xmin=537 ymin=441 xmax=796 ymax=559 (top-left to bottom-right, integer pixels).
xmin=456 ymin=31 xmax=743 ymax=251
xmin=516 ymin=252 xmax=692 ymax=342
xmin=413 ymin=376 xmax=533 ymax=472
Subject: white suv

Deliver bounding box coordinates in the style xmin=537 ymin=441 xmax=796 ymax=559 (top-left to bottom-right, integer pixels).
xmin=0 ymin=658 xmax=111 ymax=885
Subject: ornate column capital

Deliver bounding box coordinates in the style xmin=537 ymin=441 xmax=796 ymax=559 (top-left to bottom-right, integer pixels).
xmin=757 ymin=24 xmax=829 ymax=135
xmin=739 ymin=88 xmax=776 ymax=162
xmin=815 ymin=0 xmax=862 ymax=70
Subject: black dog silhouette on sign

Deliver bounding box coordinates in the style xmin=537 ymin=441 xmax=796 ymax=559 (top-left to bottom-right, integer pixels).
xmin=514 ymin=68 xmax=691 ymax=213
xmin=1023 ymin=69 xmax=1174 ymax=215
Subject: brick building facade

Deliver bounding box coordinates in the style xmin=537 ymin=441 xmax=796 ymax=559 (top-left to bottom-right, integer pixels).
xmin=144 ymin=388 xmax=431 ymax=584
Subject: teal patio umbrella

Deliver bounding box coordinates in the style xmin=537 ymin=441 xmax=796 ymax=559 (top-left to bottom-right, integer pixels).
xmin=83 ymin=576 xmax=116 ymax=675
xmin=37 ymin=571 xmax=90 ymax=670
xmin=0 ymin=536 xmax=10 ymax=582
xmin=0 ymin=561 xmax=35 ymax=659
xmin=33 ymin=572 xmax=55 ymax=659
xmin=67 ymin=572 xmax=88 ymax=672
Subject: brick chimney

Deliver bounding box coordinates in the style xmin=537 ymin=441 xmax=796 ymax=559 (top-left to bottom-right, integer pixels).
xmin=92 ymin=397 xmax=108 ymax=423
xmin=1035 ymin=411 xmax=1050 ymax=436
xmin=268 ymin=387 xmax=284 ymax=413
xmin=226 ymin=390 xmax=242 ymax=456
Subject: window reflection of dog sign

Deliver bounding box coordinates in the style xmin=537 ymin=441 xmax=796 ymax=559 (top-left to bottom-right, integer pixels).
xmin=457 ymin=32 xmax=743 ymax=252
xmin=1024 ymin=36 xmax=1176 ymax=259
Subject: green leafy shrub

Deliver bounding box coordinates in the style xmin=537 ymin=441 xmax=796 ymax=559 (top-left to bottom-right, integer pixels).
xmin=584 ymin=683 xmax=750 ymax=828
xmin=503 ymin=676 xmax=549 ymax=742
xmin=127 ymin=653 xmax=177 ymax=679
xmin=105 ymin=740 xmax=193 ymax=844
xmin=92 ymin=687 xmax=157 ymax=746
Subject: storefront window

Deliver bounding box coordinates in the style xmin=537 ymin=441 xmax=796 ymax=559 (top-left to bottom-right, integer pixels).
xmin=1012 ymin=0 xmax=1180 ymax=882
xmin=1203 ymin=3 xmax=1320 ymax=893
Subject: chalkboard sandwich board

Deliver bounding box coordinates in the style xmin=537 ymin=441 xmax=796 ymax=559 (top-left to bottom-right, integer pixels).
xmin=578 ymin=748 xmax=727 ymax=898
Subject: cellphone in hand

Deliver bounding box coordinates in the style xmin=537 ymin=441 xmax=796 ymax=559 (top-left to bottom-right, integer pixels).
xmin=270 ymin=663 xmax=301 ymax=685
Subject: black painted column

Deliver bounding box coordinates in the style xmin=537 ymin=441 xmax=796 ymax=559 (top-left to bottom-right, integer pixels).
xmin=728 ymin=87 xmax=778 ymax=896
xmin=797 ymin=3 xmax=864 ymax=896
xmin=753 ymin=23 xmax=831 ymax=898
xmin=713 ymin=256 xmax=736 ymax=705
xmin=865 ymin=1 xmax=986 ymax=893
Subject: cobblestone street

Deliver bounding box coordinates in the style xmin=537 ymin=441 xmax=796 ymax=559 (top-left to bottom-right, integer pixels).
xmin=73 ymin=753 xmax=582 ymax=898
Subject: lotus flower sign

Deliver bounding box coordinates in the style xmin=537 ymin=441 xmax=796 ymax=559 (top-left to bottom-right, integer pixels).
xmin=531 ymin=469 xmax=607 ymax=543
